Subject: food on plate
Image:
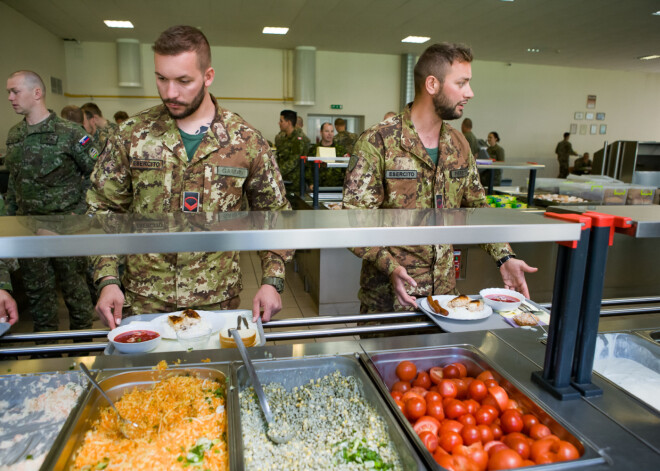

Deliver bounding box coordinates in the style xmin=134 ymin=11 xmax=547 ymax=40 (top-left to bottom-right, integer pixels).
xmin=114 ymin=329 xmax=160 ymax=343
xmin=167 ymin=309 xmax=212 ymax=338
xmin=485 ymin=294 xmax=520 ymax=303
xmin=448 ymin=295 xmax=471 ymax=309
xmin=467 ymin=299 xmax=484 ymax=312
xmin=427 ymin=296 xmax=449 ymax=316
xmin=513 ymin=312 xmax=539 ymax=326
xmin=240 ymin=371 xmax=403 ymax=470
xmin=219 ymin=315 xmax=257 ymax=348
xmin=389 ymin=360 xmax=582 ymax=468
xmin=72 ymin=373 xmax=228 ymax=470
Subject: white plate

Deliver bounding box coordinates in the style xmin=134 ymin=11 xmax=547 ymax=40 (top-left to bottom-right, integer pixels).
xmin=150 ymin=311 xmax=226 ymax=340
xmin=418 ymin=295 xmax=493 ymax=321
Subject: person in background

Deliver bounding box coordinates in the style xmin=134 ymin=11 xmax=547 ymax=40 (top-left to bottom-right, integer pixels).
xmin=481 ymin=131 xmax=505 ymax=187
xmin=5 ymin=70 xmax=98 ymax=332
xmin=333 ymin=118 xmax=358 ymax=155
xmin=555 ymin=132 xmax=578 ymax=178
xmin=383 ymin=111 xmax=396 ymax=120
xmin=308 ymin=122 xmax=346 ymax=187
xmin=113 ymin=110 xmax=129 ymax=125
xmin=296 ymin=115 xmax=304 ymax=129
xmin=60 ymin=105 xmax=84 ymax=126
xmin=274 ymin=109 xmax=310 ymax=191
xmin=87 ymin=25 xmax=293 ymax=329
xmin=0 ymin=194 xmax=19 ymax=326
xmin=81 ymin=102 xmax=117 ymax=151
xmin=573 ymin=152 xmax=592 ymax=175
xmin=343 ymin=43 xmax=537 ymax=314
xmin=461 ymin=118 xmax=480 ymax=157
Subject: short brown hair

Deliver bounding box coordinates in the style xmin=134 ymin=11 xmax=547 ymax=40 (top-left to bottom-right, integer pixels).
xmin=414 ymin=43 xmax=473 ymax=94
xmin=153 ymin=25 xmax=211 ymax=71
xmin=81 ymin=102 xmax=103 ymax=117
xmin=60 ymin=105 xmax=84 ymax=125
xmin=334 ymin=118 xmax=346 ymax=127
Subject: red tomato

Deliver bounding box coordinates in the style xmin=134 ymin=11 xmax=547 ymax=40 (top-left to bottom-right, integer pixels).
xmin=489 ymin=423 xmax=503 ymax=440
xmin=468 ymin=379 xmax=488 ymax=401
xmin=440 ymin=419 xmax=464 ymax=435
xmin=500 ymin=410 xmax=524 ymax=434
xmin=446 ymin=399 xmax=468 ymax=419
xmin=477 ymin=424 xmax=494 ymax=443
xmin=425 ymin=391 xmax=442 ymax=403
xmin=410 ymin=386 xmax=429 ymax=397
xmin=443 ymin=364 xmax=462 ymax=379
xmin=531 ymin=437 xmax=578 ymax=463
xmin=464 ymin=399 xmax=480 ymax=415
xmin=454 ymin=378 xmax=469 ymax=399
xmin=439 ymin=431 xmax=463 ymax=452
xmin=453 ymin=443 xmax=489 ymax=471
xmin=419 ymin=430 xmax=439 ymax=453
xmin=461 ymin=425 xmax=481 ymax=445
xmin=428 ymin=385 xmax=440 ymax=394
xmin=483 ymin=440 xmax=508 ymax=456
xmin=521 ymin=414 xmax=539 ymax=434
xmin=413 ymin=416 xmax=441 ymax=436
xmin=529 ymin=423 xmax=551 ymax=440
xmin=401 ymin=390 xmax=425 ymax=403
xmin=394 ymin=398 xmax=405 ymax=414
xmin=477 ymin=370 xmax=495 ymax=382
xmin=453 ymin=362 xmax=468 ymax=378
xmin=413 ymin=371 xmax=432 ymax=389
xmin=475 ymin=406 xmax=497 ymax=425
xmin=390 ymin=390 xmax=403 ymax=401
xmin=505 ymin=399 xmax=522 ymax=412
xmin=503 ymin=434 xmax=530 ymax=460
xmin=439 ymin=379 xmax=458 ymax=399
xmin=429 ymin=366 xmax=444 ymax=384
xmin=487 ymin=386 xmax=509 ymax=412
xmin=392 ymin=381 xmax=411 ymax=393
xmin=487 ymin=448 xmax=523 ymax=470
xmin=405 ymin=397 xmax=426 ymax=421
xmin=426 ymin=399 xmax=445 ymax=422
xmin=395 ymin=361 xmax=417 ymax=382
xmin=484 ymin=379 xmax=499 ymax=389
xmin=458 ymin=413 xmax=476 ymax=427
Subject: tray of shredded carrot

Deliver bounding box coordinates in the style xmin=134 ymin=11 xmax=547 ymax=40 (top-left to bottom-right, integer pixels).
xmin=62 ymin=367 xmax=229 ymax=470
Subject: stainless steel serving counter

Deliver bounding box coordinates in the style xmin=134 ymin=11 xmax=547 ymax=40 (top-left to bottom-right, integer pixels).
xmin=2 ymin=329 xmax=658 ymax=470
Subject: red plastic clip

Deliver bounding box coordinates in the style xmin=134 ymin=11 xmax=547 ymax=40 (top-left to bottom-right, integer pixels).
xmin=583 ymin=211 xmax=616 ymax=246
xmin=612 ymin=215 xmax=635 ymax=237
xmin=545 ymin=212 xmax=592 ymax=248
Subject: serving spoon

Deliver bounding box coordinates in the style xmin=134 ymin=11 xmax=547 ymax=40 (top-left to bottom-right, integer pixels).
xmin=230 ymin=328 xmax=292 ymax=444
xmin=79 ymin=363 xmax=140 ymax=439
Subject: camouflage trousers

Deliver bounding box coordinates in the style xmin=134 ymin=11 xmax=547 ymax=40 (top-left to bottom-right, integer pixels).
xmin=123 ymin=290 xmax=241 ymax=317
xmin=558 ymin=156 xmax=569 ymax=178
xmin=19 ymin=257 xmax=94 ymax=332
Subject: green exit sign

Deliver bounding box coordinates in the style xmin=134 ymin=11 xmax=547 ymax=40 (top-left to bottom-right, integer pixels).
xmin=330 ymin=104 xmax=343 ymax=110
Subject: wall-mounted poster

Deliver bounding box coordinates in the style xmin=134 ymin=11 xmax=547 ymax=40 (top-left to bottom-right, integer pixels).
xmin=579 ymin=124 xmax=587 ymax=135
xmin=599 ymin=124 xmax=607 ymax=135
xmin=590 ymin=125 xmax=597 ymax=135
xmin=574 ymin=112 xmax=584 ymax=120
xmin=587 ymin=95 xmax=597 ymax=109
xmin=585 ymin=112 xmax=595 ymax=120
xmin=570 ymin=123 xmax=578 ymax=134
xmin=596 ymin=112 xmax=605 ymax=120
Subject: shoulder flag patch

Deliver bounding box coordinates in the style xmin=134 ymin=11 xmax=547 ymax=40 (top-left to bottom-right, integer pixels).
xmin=79 ymin=135 xmax=91 ymax=146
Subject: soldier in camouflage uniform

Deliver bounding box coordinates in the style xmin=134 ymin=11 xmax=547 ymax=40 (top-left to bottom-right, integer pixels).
xmin=555 ymin=132 xmax=578 ymax=178
xmin=342 ymin=43 xmax=537 ymax=314
xmin=88 ymin=26 xmax=293 ymax=329
xmin=461 ymin=118 xmax=480 ymax=157
xmin=5 ymin=70 xmax=98 ymax=331
xmin=0 ymin=194 xmax=19 ymax=326
xmin=82 ymin=102 xmax=118 ymax=152
xmin=308 ymin=122 xmax=347 ymax=187
xmin=333 ymin=118 xmax=358 ymax=155
xmin=274 ymin=110 xmax=310 ymax=191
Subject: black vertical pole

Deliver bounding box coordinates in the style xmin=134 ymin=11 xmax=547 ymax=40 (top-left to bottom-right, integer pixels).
xmin=527 ymin=168 xmax=537 ymax=204
xmin=299 ymin=156 xmax=306 ymax=196
xmin=313 ymin=162 xmax=320 ymax=209
xmin=487 ymin=169 xmax=494 ymax=194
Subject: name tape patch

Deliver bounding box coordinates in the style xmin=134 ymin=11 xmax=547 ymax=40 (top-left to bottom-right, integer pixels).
xmin=131 ymin=159 xmax=163 ymax=169
xmin=216 ymin=166 xmax=248 ymax=178
xmin=450 ymin=168 xmax=469 ymax=179
xmin=385 ymin=170 xmax=418 ymax=179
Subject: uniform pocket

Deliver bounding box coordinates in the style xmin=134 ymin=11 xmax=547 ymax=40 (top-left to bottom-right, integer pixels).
xmin=203 ymin=165 xmax=247 ymax=212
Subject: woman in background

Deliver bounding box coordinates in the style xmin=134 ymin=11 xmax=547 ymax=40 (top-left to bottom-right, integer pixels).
xmin=483 ymin=131 xmax=505 ymax=187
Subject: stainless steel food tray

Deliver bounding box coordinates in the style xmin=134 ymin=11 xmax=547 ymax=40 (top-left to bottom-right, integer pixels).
xmin=360 ymin=345 xmax=605 ymax=470
xmin=228 ymin=354 xmax=425 ymax=471
xmin=45 ymin=366 xmax=230 ymax=470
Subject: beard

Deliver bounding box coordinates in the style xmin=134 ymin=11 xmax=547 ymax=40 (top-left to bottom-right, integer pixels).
xmin=432 ymin=89 xmax=464 ymax=121
xmin=161 ymin=84 xmax=206 ymax=119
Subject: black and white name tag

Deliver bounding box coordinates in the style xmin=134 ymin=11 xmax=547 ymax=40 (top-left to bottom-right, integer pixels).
xmin=385 ymin=170 xmax=417 ymax=179
xmin=131 ymin=159 xmax=163 ymax=169
xmin=450 ymin=168 xmax=469 ymax=179
xmin=216 ymin=166 xmax=248 ymax=178
xmin=183 ymin=191 xmax=200 ymax=212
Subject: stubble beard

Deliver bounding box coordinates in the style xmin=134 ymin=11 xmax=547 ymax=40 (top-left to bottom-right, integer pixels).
xmin=162 ymin=84 xmax=206 ymax=120
xmin=432 ymin=89 xmax=463 ymax=121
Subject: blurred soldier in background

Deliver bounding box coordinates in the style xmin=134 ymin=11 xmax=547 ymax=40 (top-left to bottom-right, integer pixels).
xmin=308 ymin=122 xmax=346 ymax=187
xmin=461 ymin=118 xmax=480 ymax=157
xmin=81 ymin=102 xmax=118 ymax=151
xmin=60 ymin=105 xmax=84 ymax=126
xmin=383 ymin=111 xmax=396 ymax=120
xmin=113 ymin=110 xmax=129 ymax=125
xmin=333 ymin=118 xmax=358 ymax=155
xmin=555 ymin=132 xmax=578 ymax=178
xmin=274 ymin=109 xmax=310 ymax=191
xmin=0 ymin=194 xmax=19 ymax=326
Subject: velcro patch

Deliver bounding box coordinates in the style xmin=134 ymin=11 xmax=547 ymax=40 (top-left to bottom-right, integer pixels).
xmin=450 ymin=168 xmax=469 ymax=178
xmin=183 ymin=191 xmax=200 ymax=212
xmin=79 ymin=135 xmax=91 ymax=146
xmin=216 ymin=166 xmax=248 ymax=178
xmin=385 ymin=170 xmax=417 ymax=179
xmin=348 ymin=155 xmax=358 ymax=172
xmin=89 ymin=148 xmax=99 ymax=159
xmin=130 ymin=159 xmax=163 ymax=169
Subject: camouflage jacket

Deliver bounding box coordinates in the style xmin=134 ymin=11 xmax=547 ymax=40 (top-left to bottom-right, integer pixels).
xmin=555 ymin=140 xmax=577 ymax=159
xmin=333 ymin=130 xmax=358 ymax=155
xmin=487 ymin=144 xmax=505 ymax=162
xmin=274 ymin=128 xmax=311 ymax=189
xmin=463 ymin=130 xmax=480 ymax=156
xmin=4 ymin=111 xmax=99 ymax=216
xmin=0 ymin=195 xmax=19 ymax=291
xmin=93 ymin=121 xmax=118 ymax=152
xmin=342 ymin=106 xmax=513 ymax=305
xmin=307 ymin=143 xmax=347 ymax=187
xmin=87 ymin=97 xmax=293 ymax=308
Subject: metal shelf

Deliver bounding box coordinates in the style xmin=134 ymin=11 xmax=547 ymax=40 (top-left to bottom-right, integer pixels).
xmin=547 ymin=205 xmax=660 ymax=238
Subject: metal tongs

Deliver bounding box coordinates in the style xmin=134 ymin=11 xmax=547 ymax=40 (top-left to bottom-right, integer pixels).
xmin=230 ymin=317 xmax=291 ymax=445
xmin=519 ymin=303 xmax=548 ymax=336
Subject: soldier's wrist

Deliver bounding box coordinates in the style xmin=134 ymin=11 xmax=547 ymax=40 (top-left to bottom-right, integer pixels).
xmin=97 ymin=278 xmax=121 ymax=295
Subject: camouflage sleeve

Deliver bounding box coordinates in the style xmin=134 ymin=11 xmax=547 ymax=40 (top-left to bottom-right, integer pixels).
xmin=245 ymin=133 xmax=294 ymax=278
xmin=71 ymin=128 xmax=100 ymax=176
xmin=0 ymin=259 xmax=19 ymax=291
xmin=5 ymin=173 xmax=17 ymax=216
xmin=342 ymin=134 xmax=402 ymax=276
xmin=86 ymin=132 xmax=133 ymax=281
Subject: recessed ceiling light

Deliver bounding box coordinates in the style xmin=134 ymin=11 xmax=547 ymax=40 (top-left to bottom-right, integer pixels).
xmin=639 ymin=54 xmax=660 ymax=60
xmin=262 ymin=27 xmax=289 ymax=35
xmin=104 ymin=20 xmax=134 ymax=28
xmin=402 ymin=36 xmax=430 ymax=44
xmin=526 ymin=48 xmax=540 ymax=53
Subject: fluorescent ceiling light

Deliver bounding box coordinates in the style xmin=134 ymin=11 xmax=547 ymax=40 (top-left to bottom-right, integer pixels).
xmin=527 ymin=48 xmax=540 ymax=53
xmin=262 ymin=27 xmax=289 ymax=35
xmin=402 ymin=36 xmax=430 ymax=44
xmin=104 ymin=20 xmax=134 ymax=28
xmin=653 ymin=11 xmax=660 ymax=16
xmin=639 ymin=54 xmax=660 ymax=60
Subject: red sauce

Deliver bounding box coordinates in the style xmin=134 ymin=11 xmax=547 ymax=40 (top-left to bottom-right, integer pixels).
xmin=114 ymin=330 xmax=160 ymax=343
xmin=486 ymin=294 xmax=520 ymax=303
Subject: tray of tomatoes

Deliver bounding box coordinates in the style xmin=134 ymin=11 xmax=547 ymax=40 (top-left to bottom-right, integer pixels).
xmin=359 ymin=346 xmax=603 ymax=470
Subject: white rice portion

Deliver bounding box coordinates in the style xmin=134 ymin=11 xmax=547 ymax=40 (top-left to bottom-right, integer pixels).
xmin=176 ymin=319 xmax=212 ymax=339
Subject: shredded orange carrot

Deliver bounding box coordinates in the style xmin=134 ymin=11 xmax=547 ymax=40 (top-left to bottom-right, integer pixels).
xmin=72 ymin=375 xmax=228 ymax=470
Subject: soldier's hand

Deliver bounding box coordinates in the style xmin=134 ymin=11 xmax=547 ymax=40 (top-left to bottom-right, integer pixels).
xmin=253 ymin=284 xmax=282 ymax=323
xmin=499 ymin=258 xmax=538 ymax=299
xmin=0 ymin=290 xmax=19 ymax=326
xmin=391 ymin=266 xmax=418 ymax=309
xmin=96 ymin=283 xmax=124 ymax=329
